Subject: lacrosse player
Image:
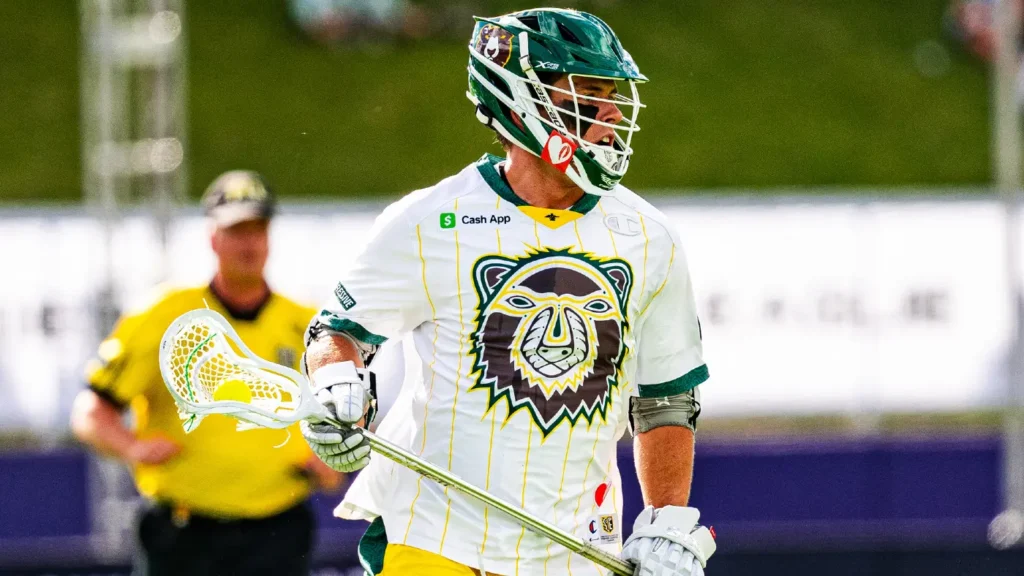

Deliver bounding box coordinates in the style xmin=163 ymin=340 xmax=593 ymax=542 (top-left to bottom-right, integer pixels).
xmin=302 ymin=8 xmax=715 ymax=575
xmin=71 ymin=171 xmax=342 ymax=576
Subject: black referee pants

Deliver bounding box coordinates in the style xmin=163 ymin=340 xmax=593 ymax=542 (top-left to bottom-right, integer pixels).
xmin=133 ymin=500 xmax=314 ymax=576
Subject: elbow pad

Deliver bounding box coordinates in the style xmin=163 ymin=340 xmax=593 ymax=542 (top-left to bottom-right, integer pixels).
xmin=629 ymin=387 xmax=701 ymax=435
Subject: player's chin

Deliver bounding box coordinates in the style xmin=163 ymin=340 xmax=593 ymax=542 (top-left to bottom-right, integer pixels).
xmin=228 ymin=265 xmax=264 ymax=284
xmin=239 ymin=255 xmax=267 ymax=275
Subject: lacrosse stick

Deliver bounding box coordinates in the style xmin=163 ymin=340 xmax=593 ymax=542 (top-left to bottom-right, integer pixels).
xmin=158 ymin=308 xmax=634 ymax=576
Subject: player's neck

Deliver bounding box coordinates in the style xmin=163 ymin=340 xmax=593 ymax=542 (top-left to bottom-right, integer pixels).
xmin=504 ymin=147 xmax=585 ymax=210
xmin=210 ymin=272 xmax=270 ymax=315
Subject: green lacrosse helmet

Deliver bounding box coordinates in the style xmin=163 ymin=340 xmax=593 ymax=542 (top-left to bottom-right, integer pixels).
xmin=466 ymin=8 xmax=647 ymax=196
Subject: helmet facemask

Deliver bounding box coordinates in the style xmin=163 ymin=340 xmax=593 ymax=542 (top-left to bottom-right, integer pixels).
xmin=516 ymin=63 xmax=644 ymax=190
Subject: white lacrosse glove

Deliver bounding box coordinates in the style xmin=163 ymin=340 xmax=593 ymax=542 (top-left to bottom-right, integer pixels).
xmin=621 ymin=505 xmax=716 ymax=576
xmin=300 ymin=361 xmax=377 ymax=473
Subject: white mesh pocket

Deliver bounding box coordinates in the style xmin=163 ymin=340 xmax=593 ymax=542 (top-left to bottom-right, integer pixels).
xmin=161 ymin=312 xmax=306 ymax=431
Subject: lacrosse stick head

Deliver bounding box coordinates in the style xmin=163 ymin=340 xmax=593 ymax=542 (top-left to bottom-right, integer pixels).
xmin=159 ymin=308 xmax=326 ymax=433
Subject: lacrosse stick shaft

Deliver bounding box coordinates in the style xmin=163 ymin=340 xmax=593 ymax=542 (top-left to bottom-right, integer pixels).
xmin=160 ymin=308 xmax=630 ymax=573
xmin=322 ymin=416 xmax=633 ymax=576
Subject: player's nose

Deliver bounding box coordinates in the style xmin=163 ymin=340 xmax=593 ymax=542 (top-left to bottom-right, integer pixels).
xmin=600 ymin=101 xmax=623 ymax=126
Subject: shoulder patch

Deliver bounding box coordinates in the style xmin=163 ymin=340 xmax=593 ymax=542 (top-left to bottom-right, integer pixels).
xmin=333 ymin=282 xmax=358 ymax=310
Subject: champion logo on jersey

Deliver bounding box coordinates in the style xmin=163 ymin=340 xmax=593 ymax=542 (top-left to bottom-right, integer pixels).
xmin=603 ymin=213 xmax=642 ymax=236
xmin=541 ymin=130 xmax=577 ymax=173
xmin=470 ymin=247 xmax=633 ymax=436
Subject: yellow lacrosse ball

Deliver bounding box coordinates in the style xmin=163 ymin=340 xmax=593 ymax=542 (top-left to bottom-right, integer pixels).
xmin=213 ymin=378 xmax=252 ymax=404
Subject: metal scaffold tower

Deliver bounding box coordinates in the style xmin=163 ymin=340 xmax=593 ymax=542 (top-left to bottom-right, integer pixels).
xmin=79 ymin=0 xmax=187 ymax=560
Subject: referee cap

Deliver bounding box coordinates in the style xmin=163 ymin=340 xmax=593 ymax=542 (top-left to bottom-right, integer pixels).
xmin=201 ymin=170 xmax=276 ymax=227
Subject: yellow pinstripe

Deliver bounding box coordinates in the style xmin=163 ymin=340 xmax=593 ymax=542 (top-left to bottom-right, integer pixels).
xmin=567 ymin=432 xmax=603 ymax=575
xmin=403 ymin=224 xmax=441 ymax=544
xmin=479 ymin=407 xmax=498 ymax=555
xmin=562 ymin=212 xmax=591 ymax=572
xmin=638 ymin=243 xmax=675 ymax=317
xmin=514 ymin=419 xmax=535 ymax=576
xmin=533 ymin=221 xmax=542 ymax=248
xmin=542 ymin=426 xmax=575 ymax=573
xmin=638 ymin=214 xmax=650 ymax=306
xmin=598 ymin=204 xmax=619 ymax=257
xmin=480 ymin=225 xmax=503 ymax=555
xmin=439 ymin=200 xmax=467 ymax=554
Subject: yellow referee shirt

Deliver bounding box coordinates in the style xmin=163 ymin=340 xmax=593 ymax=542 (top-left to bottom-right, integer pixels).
xmin=85 ymin=284 xmax=317 ymax=519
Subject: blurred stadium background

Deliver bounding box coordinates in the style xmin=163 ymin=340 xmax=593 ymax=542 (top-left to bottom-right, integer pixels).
xmin=4 ymin=0 xmax=1024 ymax=574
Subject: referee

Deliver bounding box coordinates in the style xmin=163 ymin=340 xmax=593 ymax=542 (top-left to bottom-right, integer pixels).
xmin=71 ymin=170 xmax=342 ymax=576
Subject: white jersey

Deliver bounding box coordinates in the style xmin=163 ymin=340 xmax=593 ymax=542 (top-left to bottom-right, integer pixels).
xmin=317 ymin=155 xmax=708 ymax=576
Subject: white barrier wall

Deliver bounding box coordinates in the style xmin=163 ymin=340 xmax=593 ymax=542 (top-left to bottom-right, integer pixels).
xmin=0 ymin=198 xmax=1014 ymax=429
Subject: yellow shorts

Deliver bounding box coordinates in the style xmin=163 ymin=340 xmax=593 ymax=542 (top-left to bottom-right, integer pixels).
xmin=379 ymin=543 xmax=491 ymax=576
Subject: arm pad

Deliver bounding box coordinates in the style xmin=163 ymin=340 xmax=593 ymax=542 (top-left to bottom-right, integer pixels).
xmin=629 ymin=388 xmax=701 ymax=435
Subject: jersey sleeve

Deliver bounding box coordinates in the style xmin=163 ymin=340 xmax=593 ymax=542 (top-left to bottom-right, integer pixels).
xmin=634 ymin=240 xmax=709 ymax=398
xmin=84 ymin=310 xmax=156 ymax=408
xmin=310 ymin=201 xmax=430 ymax=346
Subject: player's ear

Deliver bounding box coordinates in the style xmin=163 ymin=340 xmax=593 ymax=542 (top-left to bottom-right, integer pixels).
xmin=209 ymin=226 xmax=221 ymax=255
xmin=473 ymin=255 xmax=518 ymax=302
xmin=511 ymin=112 xmax=525 ymax=131
xmin=598 ymin=261 xmax=632 ymax=309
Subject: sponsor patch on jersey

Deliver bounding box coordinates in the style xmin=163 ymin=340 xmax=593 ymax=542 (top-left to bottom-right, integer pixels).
xmin=474 ymin=24 xmax=513 ymax=67
xmin=461 ymin=214 xmax=511 ymax=225
xmin=440 ymin=212 xmax=457 ymax=229
xmin=470 ymin=248 xmax=633 ymax=436
xmin=333 ymin=282 xmax=358 ymax=310
xmin=541 ymin=130 xmax=577 ymax=173
xmin=584 ymin=514 xmax=620 ymax=544
xmin=601 ymin=515 xmax=615 ymax=535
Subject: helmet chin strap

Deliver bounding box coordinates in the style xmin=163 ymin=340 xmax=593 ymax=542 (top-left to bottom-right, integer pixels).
xmin=567 ymin=163 xmax=616 ymax=196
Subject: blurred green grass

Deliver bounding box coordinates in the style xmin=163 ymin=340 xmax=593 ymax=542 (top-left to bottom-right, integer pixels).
xmin=0 ymin=0 xmax=992 ymax=203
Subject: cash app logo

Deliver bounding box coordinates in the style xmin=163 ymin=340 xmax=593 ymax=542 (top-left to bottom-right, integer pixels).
xmin=440 ymin=212 xmax=456 ymax=229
